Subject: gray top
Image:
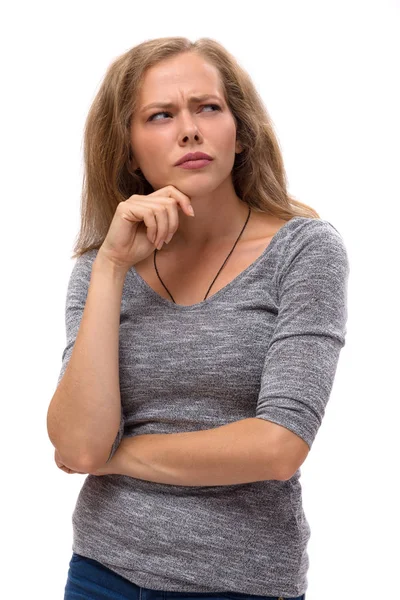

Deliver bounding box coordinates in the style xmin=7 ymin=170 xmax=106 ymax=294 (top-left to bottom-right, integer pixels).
xmin=57 ymin=215 xmax=349 ymax=598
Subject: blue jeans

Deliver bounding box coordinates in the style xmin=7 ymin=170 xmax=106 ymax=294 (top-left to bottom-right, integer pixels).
xmin=64 ymin=552 xmax=306 ymax=600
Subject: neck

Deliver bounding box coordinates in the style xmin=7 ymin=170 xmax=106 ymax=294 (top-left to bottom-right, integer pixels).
xmin=168 ymin=195 xmax=250 ymax=250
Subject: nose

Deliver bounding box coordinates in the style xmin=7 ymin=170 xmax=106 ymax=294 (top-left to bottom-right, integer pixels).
xmin=178 ymin=110 xmax=201 ymax=143
xmin=182 ymin=131 xmax=200 ymax=143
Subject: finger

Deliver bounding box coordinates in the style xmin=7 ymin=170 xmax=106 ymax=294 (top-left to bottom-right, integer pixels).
xmin=165 ymin=202 xmax=179 ymax=244
xmin=154 ymin=204 xmax=170 ymax=250
xmin=128 ymin=200 xmax=169 ymax=249
xmin=152 ymin=185 xmax=194 ymax=218
xmin=122 ymin=200 xmax=158 ymax=245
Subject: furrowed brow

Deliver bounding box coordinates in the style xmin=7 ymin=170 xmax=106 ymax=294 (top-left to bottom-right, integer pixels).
xmin=140 ymin=94 xmax=222 ymax=113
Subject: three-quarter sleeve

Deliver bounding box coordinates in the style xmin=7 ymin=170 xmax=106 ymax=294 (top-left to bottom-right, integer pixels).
xmin=255 ymin=219 xmax=350 ymax=450
xmin=56 ymin=249 xmax=125 ymax=462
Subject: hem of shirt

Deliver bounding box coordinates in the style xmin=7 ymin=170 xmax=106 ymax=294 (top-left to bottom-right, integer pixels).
xmin=71 ymin=544 xmax=307 ymax=597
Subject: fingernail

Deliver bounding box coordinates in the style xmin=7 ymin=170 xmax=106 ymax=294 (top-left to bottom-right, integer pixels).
xmin=188 ymin=205 xmax=195 ymax=216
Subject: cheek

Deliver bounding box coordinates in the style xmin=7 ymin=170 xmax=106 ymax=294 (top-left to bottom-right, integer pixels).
xmin=131 ymin=136 xmax=164 ymax=174
xmin=215 ymin=121 xmax=237 ymax=149
xmin=143 ymin=130 xmax=173 ymax=160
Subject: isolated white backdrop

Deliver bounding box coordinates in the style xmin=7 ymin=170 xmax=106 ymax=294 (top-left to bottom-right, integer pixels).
xmin=1 ymin=1 xmax=399 ymax=598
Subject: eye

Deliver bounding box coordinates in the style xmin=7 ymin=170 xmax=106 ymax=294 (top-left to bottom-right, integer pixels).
xmin=147 ymin=104 xmax=221 ymax=122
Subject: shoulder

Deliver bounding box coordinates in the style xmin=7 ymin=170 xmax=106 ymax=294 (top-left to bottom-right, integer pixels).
xmin=283 ymin=216 xmax=348 ymax=258
xmin=276 ymin=217 xmax=349 ymax=284
xmin=285 ymin=216 xmax=345 ymax=241
xmin=67 ymin=249 xmax=100 ymax=292
xmin=72 ymin=248 xmax=99 ymax=274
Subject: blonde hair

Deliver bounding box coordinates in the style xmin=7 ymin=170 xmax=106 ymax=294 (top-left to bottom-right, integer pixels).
xmin=71 ymin=36 xmax=320 ymax=260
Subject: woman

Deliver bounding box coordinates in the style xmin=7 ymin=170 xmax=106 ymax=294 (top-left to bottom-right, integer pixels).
xmin=47 ymin=36 xmax=349 ymax=600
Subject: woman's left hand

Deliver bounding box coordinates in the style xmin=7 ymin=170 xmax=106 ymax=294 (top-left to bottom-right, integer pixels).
xmin=54 ymin=448 xmax=114 ymax=476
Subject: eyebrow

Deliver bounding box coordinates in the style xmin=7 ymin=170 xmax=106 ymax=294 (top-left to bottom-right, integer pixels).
xmin=140 ymin=94 xmax=223 ymax=113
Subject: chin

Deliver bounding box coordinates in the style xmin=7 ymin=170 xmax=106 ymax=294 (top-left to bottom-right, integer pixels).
xmin=176 ymin=178 xmax=223 ymax=195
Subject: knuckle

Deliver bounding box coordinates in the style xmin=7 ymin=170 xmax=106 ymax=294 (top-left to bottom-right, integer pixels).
xmin=167 ymin=185 xmax=178 ymax=198
xmin=123 ymin=196 xmax=135 ymax=206
xmin=117 ymin=200 xmax=127 ymax=211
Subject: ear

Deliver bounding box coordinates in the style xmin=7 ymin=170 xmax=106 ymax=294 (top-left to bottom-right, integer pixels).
xmin=129 ymin=157 xmax=142 ymax=174
xmin=128 ymin=146 xmax=139 ymax=172
xmin=235 ymin=140 xmax=244 ymax=154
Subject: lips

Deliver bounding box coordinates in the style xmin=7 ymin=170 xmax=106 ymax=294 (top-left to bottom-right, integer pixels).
xmin=175 ymin=152 xmax=213 ymax=165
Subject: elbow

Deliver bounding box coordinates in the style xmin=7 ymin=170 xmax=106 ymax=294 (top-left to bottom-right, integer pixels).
xmin=46 ymin=410 xmax=93 ymax=473
xmin=276 ymin=446 xmax=310 ymax=481
xmin=48 ymin=432 xmax=106 ymax=473
xmin=59 ymin=449 xmax=107 ymax=474
xmin=84 ymin=448 xmax=112 ymax=472
xmin=51 ymin=440 xmax=92 ymax=473
xmin=47 ymin=413 xmax=116 ymax=473
xmin=276 ymin=465 xmax=294 ymax=481
xmin=272 ymin=456 xmax=293 ymax=481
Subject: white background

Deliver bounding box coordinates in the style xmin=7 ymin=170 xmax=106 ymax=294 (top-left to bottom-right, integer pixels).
xmin=1 ymin=1 xmax=399 ymax=598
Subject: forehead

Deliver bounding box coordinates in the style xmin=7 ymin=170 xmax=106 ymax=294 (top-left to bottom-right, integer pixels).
xmin=137 ymin=54 xmax=223 ymax=105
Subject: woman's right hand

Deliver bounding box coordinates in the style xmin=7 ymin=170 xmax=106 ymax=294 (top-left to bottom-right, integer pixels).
xmin=98 ymin=185 xmax=195 ymax=270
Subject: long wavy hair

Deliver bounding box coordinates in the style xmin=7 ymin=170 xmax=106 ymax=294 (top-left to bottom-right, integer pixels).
xmin=71 ymin=36 xmax=320 ymax=260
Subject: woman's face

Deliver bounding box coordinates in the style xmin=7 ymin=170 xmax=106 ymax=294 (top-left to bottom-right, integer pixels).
xmin=129 ymin=52 xmax=242 ymax=196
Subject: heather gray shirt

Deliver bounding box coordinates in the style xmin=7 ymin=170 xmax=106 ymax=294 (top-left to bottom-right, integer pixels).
xmin=57 ymin=216 xmax=349 ymax=598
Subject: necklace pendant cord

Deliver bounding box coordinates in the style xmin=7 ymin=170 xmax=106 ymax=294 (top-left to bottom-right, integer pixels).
xmin=153 ymin=205 xmax=252 ymax=304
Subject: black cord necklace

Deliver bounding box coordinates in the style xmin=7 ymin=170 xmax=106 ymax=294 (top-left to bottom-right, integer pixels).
xmin=153 ymin=205 xmax=252 ymax=304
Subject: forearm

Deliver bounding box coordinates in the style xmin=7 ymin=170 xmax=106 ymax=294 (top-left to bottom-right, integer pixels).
xmin=101 ymin=418 xmax=283 ymax=486
xmin=47 ymin=253 xmax=128 ymax=471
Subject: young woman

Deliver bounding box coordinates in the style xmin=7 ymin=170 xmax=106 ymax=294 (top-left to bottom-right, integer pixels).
xmin=47 ymin=36 xmax=349 ymax=600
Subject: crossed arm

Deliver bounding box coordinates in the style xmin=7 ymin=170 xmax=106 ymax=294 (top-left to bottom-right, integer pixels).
xmin=57 ymin=418 xmax=309 ymax=485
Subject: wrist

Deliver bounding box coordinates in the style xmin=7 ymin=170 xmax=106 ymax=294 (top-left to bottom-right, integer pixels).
xmin=94 ymin=251 xmax=129 ymax=281
xmin=89 ymin=440 xmax=126 ymax=476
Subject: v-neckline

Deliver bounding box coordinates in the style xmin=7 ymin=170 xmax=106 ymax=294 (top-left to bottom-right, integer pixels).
xmin=129 ymin=217 xmax=302 ymax=310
